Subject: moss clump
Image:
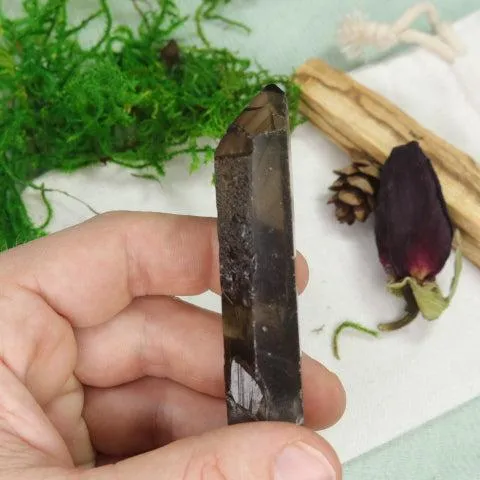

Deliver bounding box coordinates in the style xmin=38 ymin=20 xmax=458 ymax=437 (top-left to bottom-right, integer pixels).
xmin=0 ymin=0 xmax=302 ymax=251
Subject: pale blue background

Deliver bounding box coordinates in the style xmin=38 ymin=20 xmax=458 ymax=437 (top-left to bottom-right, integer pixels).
xmin=8 ymin=0 xmax=480 ymax=478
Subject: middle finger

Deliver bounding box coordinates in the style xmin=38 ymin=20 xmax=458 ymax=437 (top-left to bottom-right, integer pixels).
xmin=75 ymin=296 xmax=224 ymax=396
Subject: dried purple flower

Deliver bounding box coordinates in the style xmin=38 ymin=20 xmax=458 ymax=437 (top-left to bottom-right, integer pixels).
xmin=373 ymin=141 xmax=461 ymax=331
xmin=332 ymin=142 xmax=463 ymax=357
xmin=374 ymin=141 xmax=453 ymax=283
xmin=333 ymin=142 xmax=462 ymax=358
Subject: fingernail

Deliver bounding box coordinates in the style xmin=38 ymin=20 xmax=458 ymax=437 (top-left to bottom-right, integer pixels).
xmin=274 ymin=441 xmax=337 ymax=480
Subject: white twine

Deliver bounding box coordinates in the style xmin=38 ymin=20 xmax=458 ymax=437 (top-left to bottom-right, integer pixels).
xmin=338 ymin=2 xmax=465 ymax=63
xmin=338 ymin=2 xmax=480 ymax=117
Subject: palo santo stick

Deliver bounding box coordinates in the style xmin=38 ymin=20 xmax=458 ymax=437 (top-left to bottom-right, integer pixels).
xmin=295 ymin=58 xmax=480 ymax=269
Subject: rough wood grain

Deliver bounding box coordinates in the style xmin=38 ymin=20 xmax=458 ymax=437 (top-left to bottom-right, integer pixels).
xmin=295 ymin=58 xmax=480 ymax=269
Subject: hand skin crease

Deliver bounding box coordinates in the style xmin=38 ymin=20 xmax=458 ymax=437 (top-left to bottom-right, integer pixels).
xmin=181 ymin=451 xmax=228 ymax=480
xmin=200 ymin=462 xmax=228 ymax=480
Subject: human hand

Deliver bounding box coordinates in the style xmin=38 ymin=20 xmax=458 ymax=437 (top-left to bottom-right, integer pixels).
xmin=0 ymin=212 xmax=345 ymax=479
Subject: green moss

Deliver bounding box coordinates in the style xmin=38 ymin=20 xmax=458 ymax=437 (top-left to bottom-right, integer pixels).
xmin=0 ymin=0 xmax=302 ymax=251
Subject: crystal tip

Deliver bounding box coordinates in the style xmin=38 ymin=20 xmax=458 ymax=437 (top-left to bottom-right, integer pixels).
xmin=263 ymin=83 xmax=284 ymax=94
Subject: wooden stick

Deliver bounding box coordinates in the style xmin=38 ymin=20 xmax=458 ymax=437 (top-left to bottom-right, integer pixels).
xmin=295 ymin=58 xmax=480 ymax=269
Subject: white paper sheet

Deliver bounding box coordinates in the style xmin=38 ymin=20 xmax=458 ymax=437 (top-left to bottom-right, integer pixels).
xmin=22 ymin=11 xmax=480 ymax=463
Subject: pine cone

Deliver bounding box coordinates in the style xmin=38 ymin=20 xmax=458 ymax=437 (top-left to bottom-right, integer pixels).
xmin=328 ymin=157 xmax=381 ymax=225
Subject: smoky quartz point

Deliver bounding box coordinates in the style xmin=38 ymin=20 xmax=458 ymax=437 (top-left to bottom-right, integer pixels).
xmin=214 ymin=84 xmax=304 ymax=425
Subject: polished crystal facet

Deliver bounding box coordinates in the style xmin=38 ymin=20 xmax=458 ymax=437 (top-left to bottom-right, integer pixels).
xmin=214 ymin=84 xmax=303 ymax=425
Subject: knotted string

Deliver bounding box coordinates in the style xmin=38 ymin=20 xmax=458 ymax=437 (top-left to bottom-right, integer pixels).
xmin=338 ymin=2 xmax=480 ymax=119
xmin=338 ymin=2 xmax=464 ymax=62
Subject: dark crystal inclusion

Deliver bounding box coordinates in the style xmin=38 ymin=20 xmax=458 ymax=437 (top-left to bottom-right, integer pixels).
xmin=214 ymin=84 xmax=304 ymax=425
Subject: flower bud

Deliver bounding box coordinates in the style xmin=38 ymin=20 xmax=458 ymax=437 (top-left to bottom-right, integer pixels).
xmin=374 ymin=141 xmax=453 ymax=283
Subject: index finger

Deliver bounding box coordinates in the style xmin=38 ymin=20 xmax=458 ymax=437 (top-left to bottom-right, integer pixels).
xmin=0 ymin=212 xmax=309 ymax=328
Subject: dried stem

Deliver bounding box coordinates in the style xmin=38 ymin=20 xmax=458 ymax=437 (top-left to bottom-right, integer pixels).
xmin=377 ymin=284 xmax=420 ymax=331
xmin=332 ymin=321 xmax=379 ymax=360
xmin=377 ymin=310 xmax=418 ymax=331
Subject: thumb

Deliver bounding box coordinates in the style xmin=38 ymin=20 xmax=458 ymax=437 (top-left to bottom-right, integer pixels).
xmin=83 ymin=423 xmax=341 ymax=480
